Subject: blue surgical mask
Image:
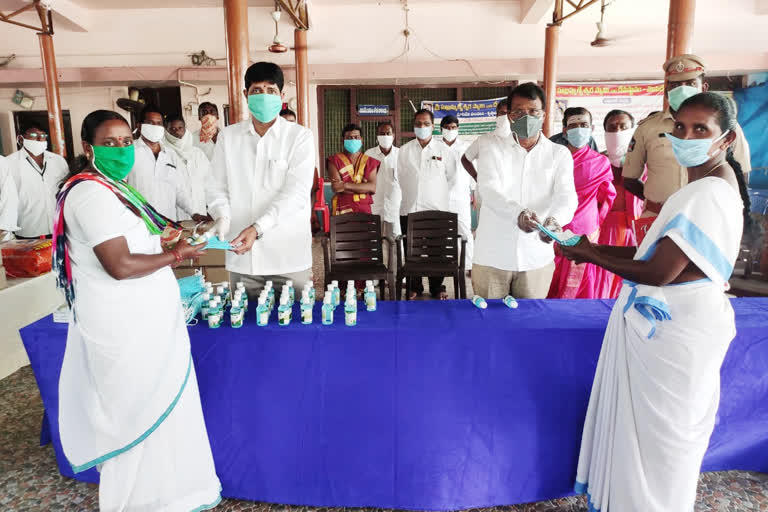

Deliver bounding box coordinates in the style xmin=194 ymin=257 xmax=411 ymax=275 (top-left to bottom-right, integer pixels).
xmin=178 ymin=273 xmax=205 ymax=300
xmin=414 ymin=126 xmax=433 ymax=140
xmin=566 ymin=127 xmax=592 ymax=148
xmin=510 ymin=115 xmax=543 ymax=140
xmin=664 ymin=130 xmax=729 ymax=168
xmin=248 ymin=93 xmax=282 ymax=123
xmin=343 ymin=139 xmax=363 ymax=153
xmin=667 ymin=85 xmax=700 ymax=111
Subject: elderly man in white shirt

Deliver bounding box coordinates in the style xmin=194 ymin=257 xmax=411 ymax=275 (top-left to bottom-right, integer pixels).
xmin=364 ymin=121 xmax=401 ymax=237
xmin=206 ymin=62 xmax=315 ymax=300
xmin=127 ymin=107 xmax=201 ymax=222
xmin=7 ymin=124 xmax=69 ymax=238
xmin=473 ymin=83 xmax=577 ymax=299
xmin=193 ymin=102 xmax=219 ymax=162
xmin=439 ymin=114 xmax=474 ymax=271
xmin=163 ymin=115 xmax=211 ymax=221
xmin=0 ymin=156 xmax=20 ymax=240
xmin=391 ymin=108 xmax=461 ymax=299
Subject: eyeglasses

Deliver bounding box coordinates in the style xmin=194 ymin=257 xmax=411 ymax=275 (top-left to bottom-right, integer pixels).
xmin=509 ymin=109 xmax=544 ymax=119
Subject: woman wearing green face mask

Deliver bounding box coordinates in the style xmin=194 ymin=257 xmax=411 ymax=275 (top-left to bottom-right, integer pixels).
xmin=52 ymin=110 xmax=222 ymax=511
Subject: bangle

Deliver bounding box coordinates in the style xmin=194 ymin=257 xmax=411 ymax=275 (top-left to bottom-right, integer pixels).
xmin=171 ymin=248 xmax=183 ymax=266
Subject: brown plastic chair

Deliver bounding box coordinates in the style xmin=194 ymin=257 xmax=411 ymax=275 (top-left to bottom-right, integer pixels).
xmin=395 ymin=210 xmax=467 ymax=300
xmin=321 ymin=213 xmax=396 ymax=299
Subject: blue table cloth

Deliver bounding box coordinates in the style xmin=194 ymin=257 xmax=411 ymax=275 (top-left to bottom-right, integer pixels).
xmin=20 ymin=298 xmax=768 ymax=510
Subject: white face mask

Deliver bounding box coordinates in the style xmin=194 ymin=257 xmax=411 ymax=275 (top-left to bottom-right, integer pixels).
xmin=494 ymin=115 xmax=511 ymax=137
xmin=22 ymin=138 xmax=47 ymax=157
xmin=377 ymin=135 xmax=394 ymax=150
xmin=141 ymin=123 xmax=165 ymax=143
xmin=604 ymin=129 xmax=635 ymax=167
xmin=442 ymin=128 xmax=459 ymax=143
xmin=414 ymin=126 xmax=433 ymax=141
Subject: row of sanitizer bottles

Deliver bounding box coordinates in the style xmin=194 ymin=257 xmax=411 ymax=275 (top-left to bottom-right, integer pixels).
xmin=201 ymin=281 xmax=249 ymax=328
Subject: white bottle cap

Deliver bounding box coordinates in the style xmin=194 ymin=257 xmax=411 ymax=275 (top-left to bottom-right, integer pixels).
xmin=216 ymin=286 xmax=224 ymax=294
xmin=327 ymin=284 xmax=334 ymax=291
xmin=287 ymin=280 xmax=293 ymax=287
xmin=202 ymin=292 xmax=210 ymax=300
xmin=347 ymin=280 xmax=354 ymax=287
xmin=237 ymin=281 xmax=245 ymax=288
xmin=324 ymin=295 xmax=332 ymax=304
xmin=266 ymin=280 xmax=273 ymax=287
xmin=366 ymin=280 xmax=373 ymax=286
xmin=332 ymin=280 xmax=339 ymax=286
xmin=258 ymin=296 xmax=266 ymax=305
xmin=222 ymin=281 xmax=230 ymax=289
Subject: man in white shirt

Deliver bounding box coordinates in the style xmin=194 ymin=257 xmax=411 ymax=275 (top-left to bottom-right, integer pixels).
xmin=0 ymin=155 xmax=20 ymax=240
xmin=473 ymin=82 xmax=577 ymax=299
xmin=206 ymin=62 xmax=315 ymax=300
xmin=364 ymin=121 xmax=400 ymax=237
xmin=193 ymin=102 xmax=220 ymax=161
xmin=392 ymin=109 xmax=460 ymax=299
xmin=126 ymin=107 xmax=201 ymax=222
xmin=7 ymin=124 xmax=69 ymax=238
xmin=439 ymin=114 xmax=474 ymax=271
xmin=163 ymin=115 xmax=211 ymax=221
xmin=461 ymin=99 xmax=510 ymax=224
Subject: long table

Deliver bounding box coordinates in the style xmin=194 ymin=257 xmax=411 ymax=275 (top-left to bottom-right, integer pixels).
xmin=20 ymin=299 xmax=768 ymax=510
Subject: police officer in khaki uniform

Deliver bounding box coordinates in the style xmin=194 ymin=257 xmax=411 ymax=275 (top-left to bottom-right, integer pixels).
xmin=623 ymin=54 xmax=751 ymax=242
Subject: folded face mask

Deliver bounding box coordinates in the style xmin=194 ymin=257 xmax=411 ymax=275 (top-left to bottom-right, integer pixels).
xmin=178 ymin=273 xmax=205 ymax=300
xmin=535 ymin=223 xmax=582 ymax=246
xmin=203 ymin=235 xmax=234 ymax=251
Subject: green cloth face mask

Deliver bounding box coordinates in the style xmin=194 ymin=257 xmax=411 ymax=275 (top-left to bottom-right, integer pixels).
xmin=91 ymin=144 xmax=135 ymax=181
xmin=248 ymin=93 xmax=283 ymax=123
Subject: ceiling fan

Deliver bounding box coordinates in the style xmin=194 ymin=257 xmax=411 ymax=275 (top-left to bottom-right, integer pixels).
xmin=590 ymin=0 xmax=614 ymax=47
xmin=268 ymin=7 xmax=289 ymax=54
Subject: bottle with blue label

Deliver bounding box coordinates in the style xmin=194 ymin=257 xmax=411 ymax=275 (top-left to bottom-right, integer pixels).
xmin=207 ymin=299 xmax=222 ymax=328
xmin=200 ymin=292 xmax=211 ymax=320
xmin=266 ymin=281 xmax=275 ymax=309
xmin=230 ymin=306 xmax=244 ymax=328
xmin=364 ymin=284 xmax=377 ymax=312
xmin=256 ymin=295 xmax=269 ymax=327
xmin=322 ymin=295 xmax=334 ymax=325
xmin=503 ymin=295 xmax=519 ymax=309
xmin=287 ymin=280 xmax=295 ymax=304
xmin=300 ymin=290 xmax=313 ymax=324
xmin=345 ymin=296 xmax=357 ymax=326
xmin=471 ymin=295 xmax=488 ymax=309
xmin=331 ymin=281 xmax=341 ymax=307
xmin=308 ymin=283 xmax=316 ymax=303
xmin=278 ymin=296 xmax=291 ymax=326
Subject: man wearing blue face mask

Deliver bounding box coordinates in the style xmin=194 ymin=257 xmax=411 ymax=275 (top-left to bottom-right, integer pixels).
xmin=327 ymin=123 xmax=379 ymax=215
xmin=472 ymin=82 xmax=578 ymax=300
xmin=623 ymin=54 xmax=751 ymax=245
xmin=206 ymin=61 xmax=316 ymax=300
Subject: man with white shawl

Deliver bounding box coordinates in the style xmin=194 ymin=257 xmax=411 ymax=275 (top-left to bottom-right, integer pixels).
xmin=560 ymin=92 xmax=753 ymax=511
xmin=164 ymin=115 xmax=211 ymax=221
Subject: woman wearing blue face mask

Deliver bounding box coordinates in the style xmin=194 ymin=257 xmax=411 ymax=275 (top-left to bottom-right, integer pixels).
xmin=53 ymin=110 xmax=221 ymax=511
xmin=561 ymin=92 xmax=753 ymax=512
xmin=327 ymin=123 xmax=379 ymax=215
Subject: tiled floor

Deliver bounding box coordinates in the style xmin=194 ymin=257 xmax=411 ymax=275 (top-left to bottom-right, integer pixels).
xmin=1 ymin=366 xmax=767 ymax=511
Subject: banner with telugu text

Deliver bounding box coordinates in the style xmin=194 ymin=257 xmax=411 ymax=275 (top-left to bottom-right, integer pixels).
xmin=555 ymin=81 xmax=665 ymax=151
xmin=421 ymin=97 xmax=506 ymax=140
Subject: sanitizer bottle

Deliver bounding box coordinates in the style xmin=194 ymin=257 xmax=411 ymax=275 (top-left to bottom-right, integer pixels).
xmin=471 ymin=295 xmax=488 ymax=309
xmin=503 ymin=295 xmax=519 ymax=309
xmin=278 ymin=296 xmax=291 ymax=326
xmin=345 ymin=296 xmax=358 ymax=326
xmin=201 ymin=292 xmax=211 ymax=320
xmin=322 ymin=295 xmax=334 ymax=325
xmin=256 ymin=296 xmax=269 ymax=326
xmin=301 ymin=290 xmax=313 ymax=324
xmin=331 ymin=281 xmax=341 ymax=307
xmin=364 ymin=284 xmax=377 ymax=312
xmin=286 ymin=280 xmax=295 ymax=304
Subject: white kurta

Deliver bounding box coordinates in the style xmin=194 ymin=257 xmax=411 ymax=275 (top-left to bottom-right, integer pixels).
xmin=59 ymin=181 xmax=220 ymax=511
xmin=575 ymin=177 xmax=743 ymax=512
xmin=0 ymin=156 xmax=20 ymax=232
xmin=206 ymin=117 xmax=315 ymax=276
xmin=7 ymin=149 xmax=69 ymax=237
xmin=474 ymin=134 xmax=577 ymax=272
xmin=443 ymin=138 xmax=473 ymax=269
xmin=166 ymin=144 xmax=210 ymax=221
xmin=126 ymin=138 xmax=194 ymax=221
xmin=364 ymin=145 xmax=401 ymax=235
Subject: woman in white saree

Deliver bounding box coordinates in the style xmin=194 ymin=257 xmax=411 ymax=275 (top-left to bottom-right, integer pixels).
xmin=560 ymin=92 xmax=755 ymax=512
xmin=53 ymin=110 xmax=221 ymax=511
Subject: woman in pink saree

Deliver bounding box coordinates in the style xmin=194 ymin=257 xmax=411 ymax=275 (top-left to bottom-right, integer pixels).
xmin=548 ymin=107 xmax=616 ymax=299
xmin=595 ymin=110 xmax=644 ymax=298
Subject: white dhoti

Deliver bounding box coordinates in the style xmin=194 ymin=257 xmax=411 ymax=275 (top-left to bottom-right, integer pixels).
xmin=575 ymin=176 xmax=744 ymax=511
